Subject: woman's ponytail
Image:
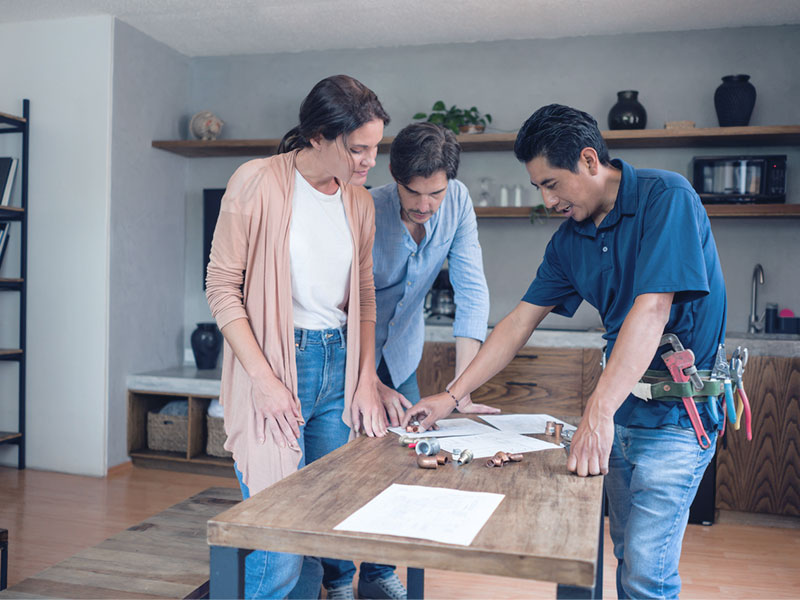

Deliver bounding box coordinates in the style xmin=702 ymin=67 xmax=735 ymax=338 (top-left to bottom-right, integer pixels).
xmin=277 ymin=125 xmax=307 ymax=154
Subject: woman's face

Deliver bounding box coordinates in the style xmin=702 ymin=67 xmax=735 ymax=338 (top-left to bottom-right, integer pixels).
xmin=312 ymin=118 xmax=385 ymax=186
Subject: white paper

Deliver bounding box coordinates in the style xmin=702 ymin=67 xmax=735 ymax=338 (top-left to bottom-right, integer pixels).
xmin=479 ymin=413 xmax=577 ymax=435
xmin=436 ymin=431 xmax=562 ymax=458
xmin=389 ymin=418 xmax=498 ymax=438
xmin=334 ymin=483 xmax=504 ymax=546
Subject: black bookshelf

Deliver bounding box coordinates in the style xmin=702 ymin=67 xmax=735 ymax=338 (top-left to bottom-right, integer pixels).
xmin=0 ymin=99 xmax=28 ymax=469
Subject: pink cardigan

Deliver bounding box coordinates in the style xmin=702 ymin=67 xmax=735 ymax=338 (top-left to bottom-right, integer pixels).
xmin=206 ymin=150 xmax=376 ymax=494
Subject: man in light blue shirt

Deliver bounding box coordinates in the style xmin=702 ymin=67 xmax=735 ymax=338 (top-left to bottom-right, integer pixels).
xmin=371 ymin=122 xmax=494 ymax=421
xmin=347 ymin=122 xmax=496 ymax=600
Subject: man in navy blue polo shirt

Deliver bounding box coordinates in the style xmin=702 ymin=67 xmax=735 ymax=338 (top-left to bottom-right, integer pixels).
xmin=403 ymin=104 xmax=726 ymax=598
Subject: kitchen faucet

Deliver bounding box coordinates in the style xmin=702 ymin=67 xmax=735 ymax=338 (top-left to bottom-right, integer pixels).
xmin=748 ymin=264 xmax=765 ymax=333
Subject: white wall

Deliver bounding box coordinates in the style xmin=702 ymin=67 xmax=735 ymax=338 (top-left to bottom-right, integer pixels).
xmin=107 ymin=20 xmax=189 ymax=468
xmin=183 ymin=25 xmax=800 ymax=343
xmin=0 ymin=16 xmax=114 ymax=474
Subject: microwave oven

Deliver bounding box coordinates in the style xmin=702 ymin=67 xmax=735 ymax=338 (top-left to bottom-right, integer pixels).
xmin=691 ymin=155 xmax=786 ymax=204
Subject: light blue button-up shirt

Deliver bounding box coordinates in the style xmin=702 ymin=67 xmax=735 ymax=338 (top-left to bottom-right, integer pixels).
xmin=371 ymin=179 xmax=490 ymax=387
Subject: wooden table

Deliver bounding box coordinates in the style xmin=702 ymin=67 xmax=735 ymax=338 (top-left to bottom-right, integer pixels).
xmin=207 ymin=427 xmax=604 ymax=599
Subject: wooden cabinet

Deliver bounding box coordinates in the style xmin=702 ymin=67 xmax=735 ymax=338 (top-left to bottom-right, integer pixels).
xmin=715 ymin=356 xmax=800 ymax=516
xmin=418 ymin=342 xmax=603 ymax=416
xmin=127 ymin=390 xmax=234 ymax=477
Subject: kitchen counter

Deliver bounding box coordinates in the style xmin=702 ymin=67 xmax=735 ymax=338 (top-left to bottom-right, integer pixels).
xmin=127 ymin=365 xmax=221 ymax=396
xmin=128 ymin=330 xmax=799 ymax=393
xmin=425 ymin=325 xmax=800 ymax=357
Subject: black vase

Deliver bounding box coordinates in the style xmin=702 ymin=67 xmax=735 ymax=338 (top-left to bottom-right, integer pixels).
xmin=191 ymin=322 xmax=222 ymax=370
xmin=714 ymin=74 xmax=756 ymax=127
xmin=608 ymin=90 xmax=647 ymax=130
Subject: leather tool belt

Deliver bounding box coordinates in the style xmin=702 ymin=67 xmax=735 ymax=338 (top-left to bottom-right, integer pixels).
xmin=631 ymin=369 xmax=723 ymax=401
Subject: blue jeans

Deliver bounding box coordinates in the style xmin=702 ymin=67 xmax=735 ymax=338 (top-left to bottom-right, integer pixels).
xmin=605 ymin=424 xmax=717 ymax=599
xmin=234 ymin=326 xmax=355 ymax=599
xmin=343 ymin=359 xmax=420 ymax=585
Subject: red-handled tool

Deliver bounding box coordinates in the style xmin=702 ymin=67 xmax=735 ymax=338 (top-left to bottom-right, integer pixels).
xmin=660 ymin=338 xmax=712 ymax=449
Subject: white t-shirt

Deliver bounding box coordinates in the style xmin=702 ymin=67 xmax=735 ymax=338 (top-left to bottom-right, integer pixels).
xmin=289 ymin=169 xmax=352 ymax=330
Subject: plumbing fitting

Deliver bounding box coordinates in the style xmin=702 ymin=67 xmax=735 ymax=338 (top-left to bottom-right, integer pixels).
xmin=398 ymin=435 xmax=415 ymax=446
xmin=485 ymin=451 xmax=524 ymax=467
xmin=455 ymin=449 xmax=473 ymax=465
xmin=544 ymin=421 xmax=556 ymax=436
xmin=553 ymin=423 xmax=563 ymax=445
xmin=416 ymin=454 xmax=438 ymax=469
xmin=435 ymin=451 xmax=450 ymax=465
xmin=415 ymin=438 xmax=441 ymax=456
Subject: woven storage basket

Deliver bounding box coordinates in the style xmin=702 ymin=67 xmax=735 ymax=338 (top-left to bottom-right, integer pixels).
xmin=206 ymin=415 xmax=232 ymax=458
xmin=147 ymin=411 xmax=188 ymax=453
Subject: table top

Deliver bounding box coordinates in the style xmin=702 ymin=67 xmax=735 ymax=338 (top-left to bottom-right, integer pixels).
xmin=207 ymin=424 xmax=604 ymax=588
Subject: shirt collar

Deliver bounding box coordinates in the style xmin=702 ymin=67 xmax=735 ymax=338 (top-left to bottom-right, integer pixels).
xmin=571 ymin=158 xmax=636 ymax=237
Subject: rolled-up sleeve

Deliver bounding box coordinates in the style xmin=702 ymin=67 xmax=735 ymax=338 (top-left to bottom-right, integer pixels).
xmin=447 ymin=184 xmax=489 ymax=341
xmin=206 ymin=167 xmax=257 ymax=330
xmin=356 ymin=188 xmax=377 ymax=323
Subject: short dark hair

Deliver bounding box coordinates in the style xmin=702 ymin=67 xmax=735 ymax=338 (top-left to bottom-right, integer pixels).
xmin=278 ymin=74 xmax=390 ymax=154
xmin=513 ymin=104 xmax=610 ymax=172
xmin=389 ymin=122 xmax=460 ymax=185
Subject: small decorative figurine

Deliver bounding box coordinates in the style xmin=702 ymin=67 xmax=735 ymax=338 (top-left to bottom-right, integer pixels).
xmin=190 ymin=111 xmax=224 ymax=141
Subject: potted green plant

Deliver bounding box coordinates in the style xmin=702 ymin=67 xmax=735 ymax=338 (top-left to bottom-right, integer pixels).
xmin=413 ymin=101 xmax=492 ymax=135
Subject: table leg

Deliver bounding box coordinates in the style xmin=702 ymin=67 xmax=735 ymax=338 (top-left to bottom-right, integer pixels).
xmin=210 ymin=545 xmax=247 ymax=599
xmin=556 ymin=490 xmax=605 ymax=599
xmin=407 ymin=567 xmax=424 ymax=600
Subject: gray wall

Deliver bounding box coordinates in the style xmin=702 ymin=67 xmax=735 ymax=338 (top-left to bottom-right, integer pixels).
xmin=182 ymin=25 xmax=799 ymax=351
xmin=108 ymin=21 xmax=190 ymax=467
xmin=0 ymin=16 xmax=113 ymax=474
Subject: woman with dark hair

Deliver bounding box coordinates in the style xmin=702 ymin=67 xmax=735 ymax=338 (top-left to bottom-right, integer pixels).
xmin=206 ymin=74 xmax=390 ymax=599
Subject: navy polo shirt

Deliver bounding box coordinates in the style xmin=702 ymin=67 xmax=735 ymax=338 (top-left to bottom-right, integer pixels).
xmin=523 ymin=159 xmax=727 ymax=430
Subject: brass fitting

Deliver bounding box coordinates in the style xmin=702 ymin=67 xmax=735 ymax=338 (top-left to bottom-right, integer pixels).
xmin=456 ymin=449 xmax=473 ymax=465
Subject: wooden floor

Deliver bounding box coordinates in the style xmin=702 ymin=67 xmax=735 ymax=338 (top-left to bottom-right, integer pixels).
xmin=1 ymin=464 xmax=799 ymax=598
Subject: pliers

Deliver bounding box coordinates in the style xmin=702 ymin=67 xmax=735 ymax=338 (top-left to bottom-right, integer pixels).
xmin=710 ymin=343 xmax=736 ymax=426
xmin=731 ymin=348 xmax=752 ymax=441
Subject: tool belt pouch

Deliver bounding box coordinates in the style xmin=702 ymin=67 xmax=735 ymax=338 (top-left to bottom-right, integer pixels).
xmin=631 ymin=369 xmax=723 ymax=401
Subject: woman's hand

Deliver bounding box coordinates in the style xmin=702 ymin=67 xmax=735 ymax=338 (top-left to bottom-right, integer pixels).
xmin=400 ymin=393 xmax=456 ymax=432
xmin=352 ymin=375 xmax=388 ymax=437
xmin=252 ymin=374 xmax=302 ymax=449
xmin=376 ymin=379 xmax=413 ymax=427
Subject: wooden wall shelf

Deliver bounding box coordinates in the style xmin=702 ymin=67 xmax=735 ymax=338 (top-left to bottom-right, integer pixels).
xmin=153 ymin=125 xmax=800 ymax=158
xmin=475 ymin=204 xmax=800 ymax=219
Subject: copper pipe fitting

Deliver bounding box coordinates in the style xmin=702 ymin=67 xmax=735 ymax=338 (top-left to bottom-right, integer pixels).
xmin=486 ymin=454 xmax=505 ymax=468
xmin=435 ymin=451 xmax=450 ymax=465
xmin=416 ymin=454 xmax=438 ymax=469
xmin=553 ymin=423 xmax=563 ymax=444
xmin=486 ymin=451 xmax=525 ymax=467
xmin=406 ymin=424 xmax=420 ymax=433
xmin=544 ymin=421 xmax=556 ymax=436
